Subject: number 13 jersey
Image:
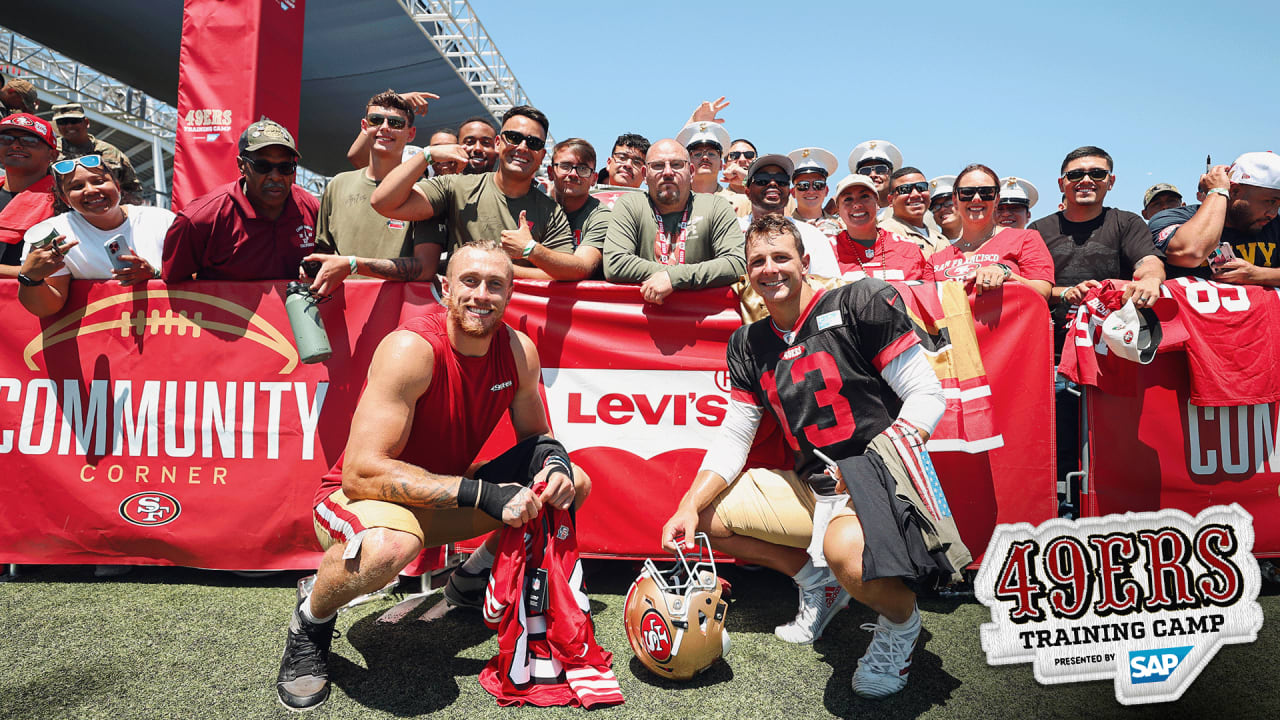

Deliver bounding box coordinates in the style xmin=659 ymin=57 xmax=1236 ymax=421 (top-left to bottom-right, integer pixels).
xmin=726 ymin=279 xmax=920 ymax=477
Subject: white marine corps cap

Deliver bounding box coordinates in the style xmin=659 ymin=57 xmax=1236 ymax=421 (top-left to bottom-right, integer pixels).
xmin=998 ymin=176 xmax=1039 ymax=208
xmin=787 ymin=147 xmax=838 ymax=178
xmin=676 ymin=121 xmax=731 ymax=153
xmin=1229 ymin=151 xmax=1280 ymax=191
xmin=847 ymin=140 xmax=903 ymax=173
xmin=929 ymin=175 xmax=956 ymax=202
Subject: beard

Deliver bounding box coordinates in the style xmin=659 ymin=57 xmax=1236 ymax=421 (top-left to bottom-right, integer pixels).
xmin=446 ymin=297 xmax=501 ymax=339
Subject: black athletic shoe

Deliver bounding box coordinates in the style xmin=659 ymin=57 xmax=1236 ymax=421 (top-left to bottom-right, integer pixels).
xmin=442 ymin=565 xmax=488 ymax=608
xmin=276 ymin=601 xmax=338 ymax=712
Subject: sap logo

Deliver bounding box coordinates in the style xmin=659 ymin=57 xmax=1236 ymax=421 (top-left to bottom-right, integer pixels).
xmin=119 ymin=491 xmax=182 ymax=527
xmin=1128 ymin=646 xmax=1192 ymax=684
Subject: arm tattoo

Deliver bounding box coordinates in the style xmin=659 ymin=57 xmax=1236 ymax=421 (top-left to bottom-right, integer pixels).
xmin=373 ymin=474 xmax=460 ymax=509
xmin=364 ymin=257 xmax=425 ymax=282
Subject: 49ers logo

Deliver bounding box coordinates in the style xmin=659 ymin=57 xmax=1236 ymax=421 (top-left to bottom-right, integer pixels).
xmin=941 ymin=261 xmax=980 ymax=280
xmin=640 ymin=610 xmax=673 ymax=662
xmin=119 ymin=491 xmax=182 ymax=526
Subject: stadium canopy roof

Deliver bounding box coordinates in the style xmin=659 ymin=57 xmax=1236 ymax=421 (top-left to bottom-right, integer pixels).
xmin=0 ymin=0 xmax=514 ymax=177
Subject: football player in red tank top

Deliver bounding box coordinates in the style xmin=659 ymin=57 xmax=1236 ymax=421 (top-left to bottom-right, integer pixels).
xmin=275 ymin=240 xmax=591 ymax=712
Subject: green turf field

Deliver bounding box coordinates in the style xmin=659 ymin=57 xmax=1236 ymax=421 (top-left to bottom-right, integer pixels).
xmin=1 ymin=562 xmax=1275 ymax=719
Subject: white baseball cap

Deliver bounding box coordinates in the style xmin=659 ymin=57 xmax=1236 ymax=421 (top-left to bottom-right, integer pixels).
xmin=833 ymin=174 xmax=879 ymax=200
xmin=1229 ymin=151 xmax=1280 ymax=191
xmin=1102 ymin=300 xmax=1162 ymax=364
xmin=847 ymin=140 xmax=903 ymax=174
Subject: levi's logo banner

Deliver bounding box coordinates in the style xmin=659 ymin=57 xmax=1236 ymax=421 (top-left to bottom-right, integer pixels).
xmin=975 ymin=505 xmax=1262 ymax=705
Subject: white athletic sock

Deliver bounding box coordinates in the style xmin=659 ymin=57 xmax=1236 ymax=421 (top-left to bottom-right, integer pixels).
xmin=461 ymin=543 xmax=495 ymax=574
xmin=302 ymin=595 xmax=336 ymax=625
xmin=792 ymin=557 xmax=827 ymax=589
xmin=883 ymin=605 xmax=920 ymax=631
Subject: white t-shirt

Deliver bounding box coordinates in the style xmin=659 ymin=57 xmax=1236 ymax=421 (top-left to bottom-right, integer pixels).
xmin=738 ymin=213 xmax=840 ymax=278
xmin=22 ymin=205 xmax=174 ymax=279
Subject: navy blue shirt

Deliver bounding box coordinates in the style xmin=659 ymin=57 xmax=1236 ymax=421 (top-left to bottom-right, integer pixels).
xmin=1150 ymin=203 xmax=1280 ymax=278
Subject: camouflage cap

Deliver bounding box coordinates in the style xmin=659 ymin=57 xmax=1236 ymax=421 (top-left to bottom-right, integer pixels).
xmin=2 ymin=79 xmax=39 ymax=113
xmin=238 ymin=118 xmax=299 ymax=157
xmin=1142 ymin=183 xmax=1181 ymax=209
xmin=51 ymin=103 xmax=87 ymax=121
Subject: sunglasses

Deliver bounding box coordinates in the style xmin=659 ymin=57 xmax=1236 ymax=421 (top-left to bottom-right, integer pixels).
xmin=856 ymin=163 xmax=891 ymax=177
xmin=1062 ymin=168 xmax=1111 ymax=182
xmin=795 ymin=179 xmax=827 ymax=192
xmin=892 ymin=181 xmax=930 ymax=196
xmin=690 ymin=147 xmax=720 ymax=161
xmin=56 ymin=117 xmax=86 ymax=126
xmin=930 ymin=197 xmax=955 ymax=210
xmin=52 ymin=154 xmax=104 ymax=175
xmin=500 ymin=129 xmax=546 ymax=152
xmin=749 ymin=173 xmax=790 ymax=188
xmin=726 ymin=150 xmax=757 ymax=162
xmin=647 ymin=159 xmax=689 ymax=172
xmin=240 ymin=155 xmax=298 ymax=175
xmin=365 ymin=113 xmax=407 ymax=130
xmin=956 ymin=186 xmax=999 ymax=201
xmin=553 ymin=161 xmax=593 ymax=178
xmin=0 ymin=132 xmax=42 ymax=148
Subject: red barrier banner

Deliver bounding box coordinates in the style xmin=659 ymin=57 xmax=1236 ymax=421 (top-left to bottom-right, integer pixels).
xmin=1083 ymin=355 xmax=1280 ymax=557
xmin=171 ymin=0 xmax=306 ymax=209
xmin=0 ymin=280 xmax=1055 ymax=569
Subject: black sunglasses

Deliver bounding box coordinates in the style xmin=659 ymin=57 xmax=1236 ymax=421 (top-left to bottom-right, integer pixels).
xmin=956 ymin=186 xmax=998 ymax=201
xmin=856 ymin=163 xmax=891 ymax=177
xmin=795 ymin=180 xmax=827 ymax=192
xmin=726 ymin=150 xmax=757 ymax=161
xmin=365 ymin=113 xmax=407 ymax=130
xmin=892 ymin=181 xmax=930 ymax=196
xmin=0 ymin=132 xmax=42 ymax=147
xmin=749 ymin=172 xmax=790 ymax=187
xmin=500 ymin=129 xmax=546 ymax=152
xmin=1062 ymin=168 xmax=1110 ymax=182
xmin=240 ymin=156 xmax=298 ymax=175
xmin=56 ymin=117 xmax=86 ymax=126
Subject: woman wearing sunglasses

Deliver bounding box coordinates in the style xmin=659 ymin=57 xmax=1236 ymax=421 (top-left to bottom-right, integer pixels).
xmin=928 ymin=164 xmax=1053 ymax=300
xmin=17 ymin=154 xmax=173 ymax=317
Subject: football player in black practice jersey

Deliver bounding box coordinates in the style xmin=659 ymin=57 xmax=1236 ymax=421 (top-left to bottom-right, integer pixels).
xmin=662 ymin=215 xmax=969 ymax=699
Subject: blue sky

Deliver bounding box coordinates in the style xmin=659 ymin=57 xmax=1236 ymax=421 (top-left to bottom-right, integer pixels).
xmin=475 ymin=0 xmax=1278 ymax=216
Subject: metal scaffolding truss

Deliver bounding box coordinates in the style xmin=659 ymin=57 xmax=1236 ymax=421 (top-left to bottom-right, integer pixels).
xmin=0 ymin=26 xmax=329 ymax=200
xmin=397 ymin=0 xmax=535 ymax=121
xmin=1 ymin=27 xmax=177 ymax=142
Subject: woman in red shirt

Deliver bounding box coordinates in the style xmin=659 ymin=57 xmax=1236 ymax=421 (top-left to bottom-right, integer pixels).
xmin=928 ymin=164 xmax=1053 ymax=300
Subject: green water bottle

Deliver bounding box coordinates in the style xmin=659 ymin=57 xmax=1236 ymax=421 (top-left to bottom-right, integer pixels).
xmin=284 ymin=282 xmax=332 ymax=364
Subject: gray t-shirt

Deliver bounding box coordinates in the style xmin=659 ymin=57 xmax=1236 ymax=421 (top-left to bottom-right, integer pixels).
xmin=418 ymin=172 xmax=573 ymax=261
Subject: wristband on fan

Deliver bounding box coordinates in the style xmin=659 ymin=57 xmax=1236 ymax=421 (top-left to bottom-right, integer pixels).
xmin=347 ymin=256 xmax=357 ymax=274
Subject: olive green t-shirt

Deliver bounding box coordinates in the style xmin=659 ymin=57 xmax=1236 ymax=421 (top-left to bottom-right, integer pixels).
xmin=603 ymin=191 xmax=746 ymax=289
xmin=564 ymin=195 xmax=610 ymax=280
xmin=418 ymin=172 xmax=573 ymax=260
xmin=315 ymin=169 xmax=439 ymax=262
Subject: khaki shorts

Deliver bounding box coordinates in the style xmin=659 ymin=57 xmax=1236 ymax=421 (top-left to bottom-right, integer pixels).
xmin=709 ymin=468 xmax=832 ymax=548
xmin=312 ymin=488 xmax=501 ymax=551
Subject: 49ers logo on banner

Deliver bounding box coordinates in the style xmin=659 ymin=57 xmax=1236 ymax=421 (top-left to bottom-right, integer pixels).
xmin=640 ymin=610 xmax=673 ymax=662
xmin=975 ymin=505 xmax=1262 ymax=705
xmin=119 ymin=491 xmax=182 ymax=526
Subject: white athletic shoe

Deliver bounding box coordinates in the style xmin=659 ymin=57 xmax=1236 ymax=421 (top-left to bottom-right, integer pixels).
xmin=852 ymin=608 xmax=921 ymax=699
xmin=774 ymin=574 xmax=850 ymax=644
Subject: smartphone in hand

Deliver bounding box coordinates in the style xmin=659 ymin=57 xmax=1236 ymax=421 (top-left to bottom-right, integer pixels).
xmin=104 ymin=234 xmax=135 ymax=272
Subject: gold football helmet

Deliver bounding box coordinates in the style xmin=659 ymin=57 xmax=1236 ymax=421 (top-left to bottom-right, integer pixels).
xmin=623 ymin=533 xmax=730 ymax=680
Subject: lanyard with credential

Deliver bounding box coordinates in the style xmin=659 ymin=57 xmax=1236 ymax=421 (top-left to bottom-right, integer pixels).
xmin=652 ymin=198 xmax=691 ymax=266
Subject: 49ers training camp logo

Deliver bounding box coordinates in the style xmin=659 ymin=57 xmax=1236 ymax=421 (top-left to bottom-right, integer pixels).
xmin=119 ymin=491 xmax=181 ymax=526
xmin=639 ymin=610 xmax=673 ymax=662
xmin=976 ymin=505 xmax=1262 ymax=705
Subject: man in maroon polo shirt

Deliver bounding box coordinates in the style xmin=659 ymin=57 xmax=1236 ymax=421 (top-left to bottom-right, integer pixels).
xmin=162 ymin=119 xmax=320 ymax=281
